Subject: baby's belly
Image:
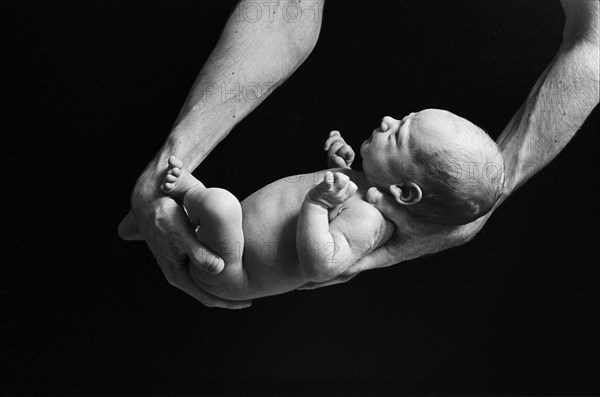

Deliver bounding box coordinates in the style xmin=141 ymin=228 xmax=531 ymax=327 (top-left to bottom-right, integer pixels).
xmin=238 ymin=173 xmax=322 ymax=296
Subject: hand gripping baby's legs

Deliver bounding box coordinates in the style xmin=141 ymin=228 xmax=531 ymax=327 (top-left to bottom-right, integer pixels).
xmin=161 ymin=156 xmax=248 ymax=297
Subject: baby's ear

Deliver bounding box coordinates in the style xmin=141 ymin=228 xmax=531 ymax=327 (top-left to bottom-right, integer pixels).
xmin=389 ymin=182 xmax=422 ymax=206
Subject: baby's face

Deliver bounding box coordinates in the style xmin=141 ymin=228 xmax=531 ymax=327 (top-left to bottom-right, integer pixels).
xmin=360 ymin=108 xmax=472 ymax=188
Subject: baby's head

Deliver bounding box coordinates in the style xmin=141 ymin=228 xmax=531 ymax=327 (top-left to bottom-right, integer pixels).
xmin=360 ymin=109 xmax=504 ymax=226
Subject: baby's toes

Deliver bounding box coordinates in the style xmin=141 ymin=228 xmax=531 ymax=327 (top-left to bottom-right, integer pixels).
xmin=170 ymin=167 xmax=182 ymax=177
xmin=167 ymin=155 xmax=184 ymax=168
xmin=165 ymin=172 xmax=178 ymax=183
xmin=161 ymin=180 xmax=176 ymax=193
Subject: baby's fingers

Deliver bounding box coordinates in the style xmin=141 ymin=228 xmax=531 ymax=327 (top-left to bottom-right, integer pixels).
xmin=333 ymin=174 xmax=357 ymax=201
xmin=324 ymin=130 xmax=343 ymax=150
xmin=337 ymin=145 xmax=355 ymax=165
xmin=330 ymin=155 xmax=348 ymax=169
xmin=327 ymin=140 xmax=346 ymax=158
xmin=322 ymin=171 xmax=335 ymax=187
xmin=333 ymin=172 xmax=350 ymax=189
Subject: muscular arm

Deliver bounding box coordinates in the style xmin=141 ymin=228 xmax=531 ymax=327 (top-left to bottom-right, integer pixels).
xmin=151 ymin=0 xmax=324 ymax=175
xmin=315 ymin=0 xmax=599 ymax=285
xmin=119 ymin=1 xmax=324 ymax=307
xmin=494 ymin=0 xmax=599 ymax=203
xmin=448 ymin=0 xmax=599 ymax=239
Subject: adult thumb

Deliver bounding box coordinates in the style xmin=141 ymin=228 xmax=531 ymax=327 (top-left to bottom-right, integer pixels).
xmin=118 ymin=210 xmax=143 ymax=241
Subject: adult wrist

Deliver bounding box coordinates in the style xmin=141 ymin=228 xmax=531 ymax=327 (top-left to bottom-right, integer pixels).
xmin=131 ymin=160 xmax=165 ymax=209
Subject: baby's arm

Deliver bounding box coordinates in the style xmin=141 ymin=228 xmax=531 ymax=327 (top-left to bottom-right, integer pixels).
xmin=297 ymin=171 xmax=359 ymax=282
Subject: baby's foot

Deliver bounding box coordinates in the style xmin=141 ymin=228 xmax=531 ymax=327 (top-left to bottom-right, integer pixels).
xmin=161 ymin=156 xmax=202 ymax=198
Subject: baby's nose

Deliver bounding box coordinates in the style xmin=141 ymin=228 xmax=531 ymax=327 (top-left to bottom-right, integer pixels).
xmin=380 ymin=116 xmax=399 ymax=132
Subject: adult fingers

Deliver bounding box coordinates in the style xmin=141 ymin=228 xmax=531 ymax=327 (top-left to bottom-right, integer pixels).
xmin=117 ymin=209 xmax=144 ymax=241
xmin=347 ymin=243 xmax=398 ymax=274
xmin=166 ymin=211 xmax=225 ymax=274
xmin=297 ymin=274 xmax=357 ymax=290
xmin=177 ymin=229 xmax=225 ymax=274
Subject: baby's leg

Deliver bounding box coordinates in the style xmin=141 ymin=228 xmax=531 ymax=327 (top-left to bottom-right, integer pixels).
xmin=161 ymin=156 xmax=249 ymax=297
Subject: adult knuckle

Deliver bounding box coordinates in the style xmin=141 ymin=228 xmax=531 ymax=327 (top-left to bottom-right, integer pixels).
xmin=164 ymin=272 xmax=178 ymax=287
xmin=153 ymin=204 xmax=171 ymax=225
xmin=167 ymin=279 xmax=179 ymax=288
xmin=157 ymin=257 xmax=172 ymax=270
xmin=203 ymin=300 xmax=216 ymax=308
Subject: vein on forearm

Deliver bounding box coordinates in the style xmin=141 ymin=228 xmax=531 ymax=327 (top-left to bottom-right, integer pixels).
xmin=497 ymin=38 xmax=599 ymax=201
xmin=155 ymin=1 xmax=322 ymax=172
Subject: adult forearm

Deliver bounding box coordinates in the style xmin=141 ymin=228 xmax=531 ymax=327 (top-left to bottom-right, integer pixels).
xmin=497 ymin=2 xmax=599 ymax=200
xmin=136 ymin=1 xmax=323 ymax=192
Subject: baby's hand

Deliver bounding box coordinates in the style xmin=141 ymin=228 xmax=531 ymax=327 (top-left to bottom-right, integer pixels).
xmin=324 ymin=131 xmax=355 ymax=169
xmin=308 ymin=171 xmax=358 ymax=209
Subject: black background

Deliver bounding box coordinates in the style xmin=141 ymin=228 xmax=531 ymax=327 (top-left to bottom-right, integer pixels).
xmin=2 ymin=0 xmax=599 ymax=395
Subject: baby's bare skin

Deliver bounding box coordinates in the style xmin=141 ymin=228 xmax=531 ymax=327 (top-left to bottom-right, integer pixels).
xmin=164 ymin=109 xmax=497 ymax=301
xmin=165 ymin=163 xmax=393 ymax=301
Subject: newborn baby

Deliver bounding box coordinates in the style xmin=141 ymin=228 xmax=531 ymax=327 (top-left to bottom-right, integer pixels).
xmin=161 ymin=109 xmax=504 ymax=300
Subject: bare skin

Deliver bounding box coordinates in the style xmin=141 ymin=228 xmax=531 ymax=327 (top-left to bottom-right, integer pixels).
xmin=118 ymin=0 xmax=323 ymax=308
xmin=160 ymin=154 xmax=391 ymax=300
xmin=302 ymin=0 xmax=599 ymax=290
xmin=119 ymin=0 xmax=599 ymax=306
xmin=157 ymin=109 xmax=498 ymax=301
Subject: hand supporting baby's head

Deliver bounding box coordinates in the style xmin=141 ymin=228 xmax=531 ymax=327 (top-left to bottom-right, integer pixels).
xmin=361 ymin=109 xmax=504 ymax=226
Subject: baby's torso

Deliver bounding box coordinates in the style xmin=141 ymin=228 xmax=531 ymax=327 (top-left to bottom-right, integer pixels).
xmin=238 ymin=168 xmax=393 ymax=298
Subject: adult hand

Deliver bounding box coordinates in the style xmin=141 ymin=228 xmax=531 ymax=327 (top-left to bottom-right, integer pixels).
xmin=299 ymin=187 xmax=488 ymax=291
xmin=118 ymin=174 xmax=252 ymax=309
xmin=347 ymin=187 xmax=487 ymax=274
